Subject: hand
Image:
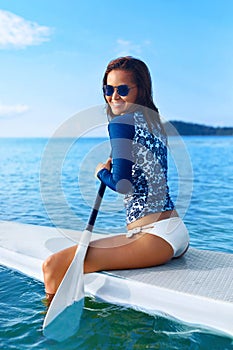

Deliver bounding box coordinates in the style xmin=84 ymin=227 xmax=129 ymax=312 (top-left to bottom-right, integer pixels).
xmin=95 ymin=158 xmax=112 ymax=178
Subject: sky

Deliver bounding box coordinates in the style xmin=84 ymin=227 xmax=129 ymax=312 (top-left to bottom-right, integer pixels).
xmin=0 ymin=0 xmax=232 ymax=137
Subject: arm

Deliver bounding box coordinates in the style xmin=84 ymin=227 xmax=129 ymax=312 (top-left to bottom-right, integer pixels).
xmin=96 ymin=115 xmax=135 ymax=194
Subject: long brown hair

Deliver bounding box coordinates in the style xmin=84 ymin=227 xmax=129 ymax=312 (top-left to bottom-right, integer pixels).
xmin=102 ymin=56 xmax=164 ymax=133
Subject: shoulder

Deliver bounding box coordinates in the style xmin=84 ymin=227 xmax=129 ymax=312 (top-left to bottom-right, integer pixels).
xmin=108 ymin=113 xmax=135 ymax=139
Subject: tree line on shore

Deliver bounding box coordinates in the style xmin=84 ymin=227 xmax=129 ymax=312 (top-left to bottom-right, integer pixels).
xmin=166 ymin=120 xmax=233 ymax=136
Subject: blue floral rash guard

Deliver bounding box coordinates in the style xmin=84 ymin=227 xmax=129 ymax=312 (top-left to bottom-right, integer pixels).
xmin=97 ymin=111 xmax=175 ymax=224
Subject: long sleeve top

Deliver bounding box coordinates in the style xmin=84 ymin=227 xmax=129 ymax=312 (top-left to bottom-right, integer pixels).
xmin=97 ymin=111 xmax=174 ymax=224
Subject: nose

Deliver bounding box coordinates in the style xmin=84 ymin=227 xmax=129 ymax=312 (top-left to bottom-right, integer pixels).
xmin=111 ymin=87 xmax=120 ymax=99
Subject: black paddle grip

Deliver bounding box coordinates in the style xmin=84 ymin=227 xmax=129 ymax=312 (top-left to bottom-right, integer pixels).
xmin=86 ymin=181 xmax=106 ymax=232
xmin=86 ymin=157 xmax=112 ymax=232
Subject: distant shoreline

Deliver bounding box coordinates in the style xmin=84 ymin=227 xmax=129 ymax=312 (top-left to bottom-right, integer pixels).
xmin=166 ymin=121 xmax=233 ymax=136
xmin=1 ymin=120 xmax=233 ymax=138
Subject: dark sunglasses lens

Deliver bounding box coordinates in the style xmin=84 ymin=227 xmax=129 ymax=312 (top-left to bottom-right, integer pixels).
xmin=103 ymin=85 xmax=114 ymax=96
xmin=103 ymin=84 xmax=130 ymax=96
xmin=117 ymin=85 xmax=129 ymax=96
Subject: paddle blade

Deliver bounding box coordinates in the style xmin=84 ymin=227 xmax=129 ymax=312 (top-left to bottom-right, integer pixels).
xmin=43 ymin=244 xmax=87 ymax=340
xmin=43 ymin=298 xmax=84 ymax=341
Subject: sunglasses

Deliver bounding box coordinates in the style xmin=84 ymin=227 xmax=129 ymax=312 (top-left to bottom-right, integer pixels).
xmin=103 ymin=84 xmax=136 ymax=97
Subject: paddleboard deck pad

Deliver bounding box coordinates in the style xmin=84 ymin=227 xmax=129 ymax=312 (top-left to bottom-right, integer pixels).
xmin=0 ymin=220 xmax=233 ymax=338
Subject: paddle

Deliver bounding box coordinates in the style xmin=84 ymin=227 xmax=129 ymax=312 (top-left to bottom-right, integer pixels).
xmin=43 ymin=180 xmax=107 ymax=341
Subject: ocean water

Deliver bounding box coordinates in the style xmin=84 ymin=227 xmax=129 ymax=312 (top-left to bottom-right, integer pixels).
xmin=0 ymin=136 xmax=233 ymax=349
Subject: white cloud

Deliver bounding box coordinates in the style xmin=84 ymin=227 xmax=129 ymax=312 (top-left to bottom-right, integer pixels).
xmin=0 ymin=103 xmax=30 ymax=117
xmin=0 ymin=10 xmax=52 ymax=49
xmin=115 ymin=39 xmax=151 ymax=57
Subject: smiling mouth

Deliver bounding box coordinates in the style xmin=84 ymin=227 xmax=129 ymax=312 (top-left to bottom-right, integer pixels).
xmin=111 ymin=102 xmax=125 ymax=106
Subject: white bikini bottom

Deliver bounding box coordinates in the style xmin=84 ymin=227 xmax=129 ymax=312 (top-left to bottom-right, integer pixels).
xmin=126 ymin=217 xmax=190 ymax=258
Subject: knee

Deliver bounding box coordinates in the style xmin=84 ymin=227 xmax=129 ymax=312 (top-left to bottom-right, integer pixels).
xmin=42 ymin=254 xmax=57 ymax=276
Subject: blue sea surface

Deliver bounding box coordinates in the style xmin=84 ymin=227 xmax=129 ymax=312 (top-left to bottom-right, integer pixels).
xmin=0 ymin=136 xmax=233 ymax=349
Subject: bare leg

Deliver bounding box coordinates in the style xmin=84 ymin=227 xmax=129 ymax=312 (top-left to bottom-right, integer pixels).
xmin=42 ymin=245 xmax=78 ymax=294
xmin=42 ymin=233 xmax=173 ymax=296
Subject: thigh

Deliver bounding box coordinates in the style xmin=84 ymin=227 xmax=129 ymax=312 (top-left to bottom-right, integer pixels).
xmin=84 ymin=233 xmax=174 ymax=273
xmin=47 ymin=233 xmax=173 ymax=276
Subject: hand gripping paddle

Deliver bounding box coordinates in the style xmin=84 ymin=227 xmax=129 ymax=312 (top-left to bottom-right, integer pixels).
xmin=43 ymin=180 xmax=107 ymax=341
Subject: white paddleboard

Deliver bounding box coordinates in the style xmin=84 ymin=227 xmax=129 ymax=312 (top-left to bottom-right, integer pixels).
xmin=1 ymin=220 xmax=233 ymax=338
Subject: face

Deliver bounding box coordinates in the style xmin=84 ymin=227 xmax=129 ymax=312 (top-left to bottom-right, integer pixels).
xmin=105 ymin=69 xmax=138 ymax=116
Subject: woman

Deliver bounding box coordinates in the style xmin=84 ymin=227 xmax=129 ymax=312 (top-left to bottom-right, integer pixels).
xmin=43 ymin=56 xmax=189 ymax=305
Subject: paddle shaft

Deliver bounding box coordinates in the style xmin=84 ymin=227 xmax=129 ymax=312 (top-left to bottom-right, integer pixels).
xmin=85 ymin=181 xmax=106 ymax=232
xmin=86 ymin=158 xmax=112 ymax=232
